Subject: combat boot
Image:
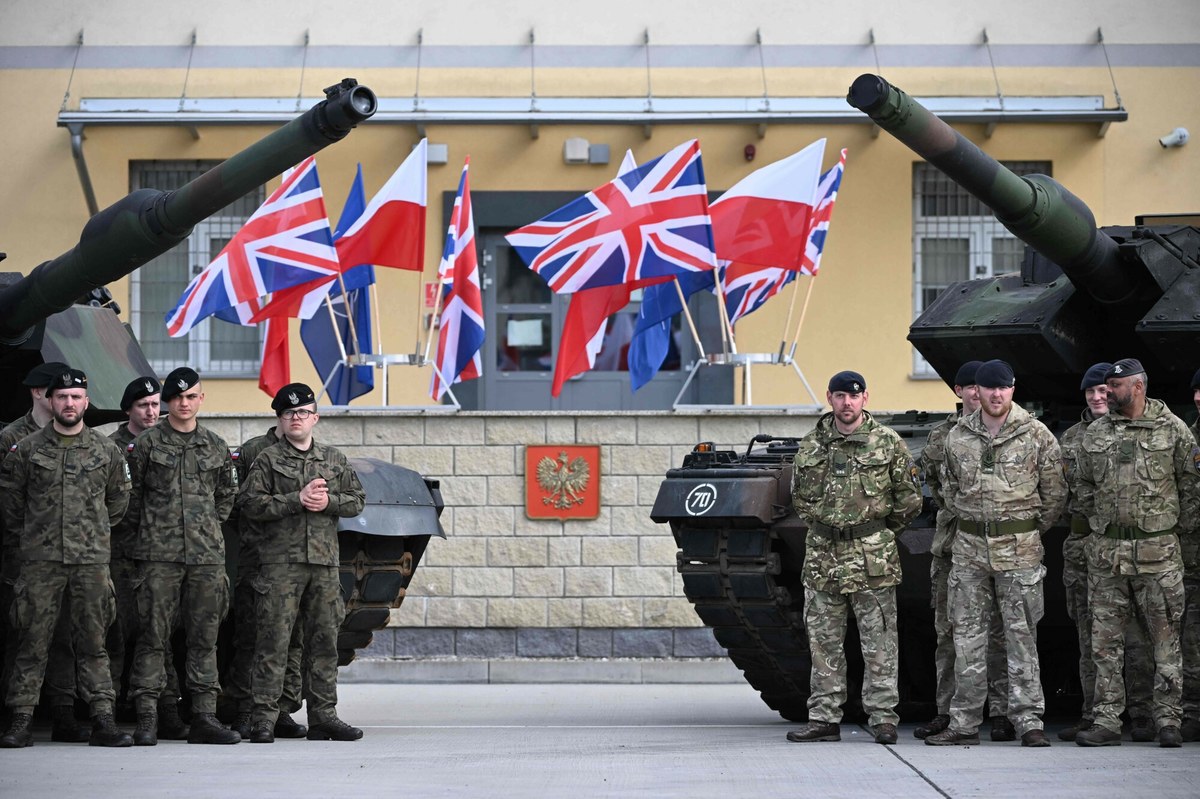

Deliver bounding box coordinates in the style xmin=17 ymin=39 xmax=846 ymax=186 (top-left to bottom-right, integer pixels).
xmin=1057 ymin=719 xmax=1089 ymax=742
xmin=1130 ymin=717 xmax=1155 ymax=742
xmin=785 ymin=721 xmax=840 ymax=742
xmin=872 ymin=723 xmax=898 ymax=745
xmin=925 ymin=728 xmax=980 ymax=746
xmin=1159 ymin=726 xmax=1182 ymax=748
xmin=1075 ymin=723 xmax=1121 ymax=746
xmin=89 ymin=714 xmax=133 ymax=747
xmin=0 ymin=713 xmax=34 ymax=748
xmin=187 ymin=712 xmax=240 ymax=745
xmin=306 ymin=717 xmax=363 ymax=741
xmin=132 ymin=712 xmax=157 ymax=746
xmin=274 ymin=712 xmax=308 ymax=739
xmin=1181 ymin=718 xmax=1200 ymax=742
xmin=232 ymin=710 xmax=253 ymax=740
xmin=50 ymin=704 xmax=91 ymax=743
xmin=249 ymin=720 xmax=275 ymax=744
xmin=989 ymin=716 xmax=1016 ymax=742
xmin=914 ymin=714 xmax=949 ymax=739
xmin=1020 ymin=729 xmax=1051 ymax=747
xmin=157 ymin=700 xmax=190 ymax=740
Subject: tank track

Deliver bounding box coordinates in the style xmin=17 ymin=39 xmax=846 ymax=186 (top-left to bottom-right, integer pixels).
xmin=336 ymin=532 xmax=432 ymax=666
xmin=672 ymin=523 xmax=811 ymax=721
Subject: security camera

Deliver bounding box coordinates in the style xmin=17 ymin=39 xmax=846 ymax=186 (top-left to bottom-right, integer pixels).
xmin=1159 ymin=127 xmax=1189 ymax=148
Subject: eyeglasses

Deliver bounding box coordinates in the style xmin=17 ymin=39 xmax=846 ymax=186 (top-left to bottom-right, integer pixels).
xmin=281 ymin=409 xmax=315 ymax=420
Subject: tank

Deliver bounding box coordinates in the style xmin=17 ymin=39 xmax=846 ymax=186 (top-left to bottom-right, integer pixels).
xmin=652 ymin=74 xmax=1199 ymax=722
xmin=0 ymin=79 xmax=444 ymax=677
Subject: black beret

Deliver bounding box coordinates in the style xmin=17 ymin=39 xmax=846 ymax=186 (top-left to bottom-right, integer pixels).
xmin=1080 ymin=362 xmax=1113 ymax=391
xmin=1192 ymin=368 xmax=1200 ymax=390
xmin=272 ymin=383 xmax=317 ymax=413
xmin=1106 ymin=358 xmax=1145 ymax=381
xmin=953 ymin=360 xmax=984 ymax=388
xmin=45 ymin=368 xmax=87 ymax=396
xmin=22 ymin=361 xmax=70 ymax=389
xmin=827 ymin=370 xmax=866 ymax=394
xmin=121 ymin=376 xmax=162 ymax=412
xmin=975 ymin=359 xmax=1015 ymax=389
xmin=161 ymin=367 xmax=200 ymax=402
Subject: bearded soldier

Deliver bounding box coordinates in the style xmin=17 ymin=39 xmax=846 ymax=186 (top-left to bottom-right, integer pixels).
xmin=785 ymin=371 xmax=922 ymax=746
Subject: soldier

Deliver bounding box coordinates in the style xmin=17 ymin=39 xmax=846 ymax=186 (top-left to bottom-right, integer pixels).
xmin=0 ymin=361 xmax=91 ymax=742
xmin=1074 ymin=359 xmax=1198 ymax=748
xmin=226 ymin=422 xmax=307 ymax=741
xmin=917 ymin=361 xmax=1014 ymax=741
xmin=126 ymin=367 xmax=240 ymax=746
xmin=927 ymin=359 xmax=1066 ymax=747
xmin=784 ymin=371 xmax=922 ymax=745
xmin=1186 ymin=367 xmax=1200 ymax=741
xmin=239 ymin=383 xmax=366 ymax=743
xmin=0 ymin=368 xmax=132 ymax=747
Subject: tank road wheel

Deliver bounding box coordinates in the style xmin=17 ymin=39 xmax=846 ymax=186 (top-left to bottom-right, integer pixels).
xmin=674 ymin=525 xmax=812 ymax=721
xmin=336 ymin=532 xmax=432 ymax=666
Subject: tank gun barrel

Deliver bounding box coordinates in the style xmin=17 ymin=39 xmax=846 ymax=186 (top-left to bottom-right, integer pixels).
xmin=0 ymin=78 xmax=377 ymax=344
xmin=846 ymin=74 xmax=1141 ymax=306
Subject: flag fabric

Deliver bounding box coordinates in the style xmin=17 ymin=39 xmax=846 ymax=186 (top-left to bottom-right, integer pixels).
xmin=335 ymin=139 xmax=428 ymax=272
xmin=505 ymin=139 xmax=718 ymax=294
xmin=627 ymin=270 xmax=715 ymax=392
xmin=799 ymin=148 xmax=847 ymax=276
xmin=300 ymin=164 xmax=376 ymax=404
xmin=258 ymin=317 xmax=290 ymax=397
xmin=709 ymin=139 xmax=826 ymax=271
xmin=164 ymin=156 xmax=340 ymax=338
xmin=430 ymin=159 xmax=484 ymax=401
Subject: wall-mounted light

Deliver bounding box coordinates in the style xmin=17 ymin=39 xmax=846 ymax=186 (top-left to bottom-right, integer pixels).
xmin=427 ymin=143 xmax=450 ymax=164
xmin=564 ymin=137 xmax=590 ymax=164
xmin=1159 ymin=127 xmax=1189 ymax=148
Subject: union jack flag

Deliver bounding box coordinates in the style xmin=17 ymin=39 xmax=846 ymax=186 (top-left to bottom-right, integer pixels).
xmin=165 ymin=156 xmax=340 ymax=338
xmin=798 ymin=148 xmax=846 ymax=276
xmin=430 ymin=159 xmax=484 ymax=400
xmin=505 ymin=140 xmax=717 ymax=293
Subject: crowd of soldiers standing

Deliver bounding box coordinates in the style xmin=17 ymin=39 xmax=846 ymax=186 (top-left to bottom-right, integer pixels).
xmin=0 ymin=363 xmax=366 ymax=748
xmin=785 ymin=358 xmax=1200 ymax=748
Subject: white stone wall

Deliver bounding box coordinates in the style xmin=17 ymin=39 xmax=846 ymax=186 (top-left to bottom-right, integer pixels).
xmin=207 ymin=410 xmax=818 ymax=630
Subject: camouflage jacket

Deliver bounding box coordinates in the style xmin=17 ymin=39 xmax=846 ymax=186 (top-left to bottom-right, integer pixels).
xmin=920 ymin=411 xmax=958 ymax=559
xmin=1076 ymin=398 xmax=1200 ymax=575
xmin=108 ymin=423 xmax=140 ymax=560
xmin=0 ymin=424 xmax=130 ymax=564
xmin=1060 ymin=408 xmax=1101 ymax=529
xmin=128 ymin=419 xmax=237 ymax=565
xmin=231 ymin=425 xmax=280 ymax=571
xmin=943 ymin=403 xmax=1066 ymax=571
xmin=0 ymin=411 xmax=41 ymax=556
xmin=237 ymin=437 xmax=365 ymax=568
xmin=791 ymin=411 xmax=922 ymax=593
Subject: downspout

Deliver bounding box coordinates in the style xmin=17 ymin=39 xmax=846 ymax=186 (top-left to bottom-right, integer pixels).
xmin=66 ymin=122 xmax=99 ymax=216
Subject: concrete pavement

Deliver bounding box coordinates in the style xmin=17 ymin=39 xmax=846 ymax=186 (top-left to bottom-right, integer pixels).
xmin=1 ymin=683 xmax=1196 ymax=798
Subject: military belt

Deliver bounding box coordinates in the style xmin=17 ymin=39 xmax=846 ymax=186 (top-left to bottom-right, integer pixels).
xmin=808 ymin=518 xmax=886 ymax=541
xmin=1101 ymin=523 xmax=1172 ymax=541
xmin=1069 ymin=515 xmax=1090 ymax=535
xmin=957 ymin=518 xmax=1038 ymax=537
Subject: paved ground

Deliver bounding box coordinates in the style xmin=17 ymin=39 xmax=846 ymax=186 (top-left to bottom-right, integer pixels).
xmin=1 ymin=683 xmax=1197 ymax=798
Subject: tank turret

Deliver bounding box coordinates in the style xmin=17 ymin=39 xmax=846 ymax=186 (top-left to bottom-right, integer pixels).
xmin=847 ymin=74 xmax=1200 ymax=407
xmin=0 ymin=78 xmax=377 ymax=422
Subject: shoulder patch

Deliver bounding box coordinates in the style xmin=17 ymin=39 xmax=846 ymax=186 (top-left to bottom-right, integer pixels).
xmin=1192 ymin=446 xmax=1200 ymax=473
xmin=908 ymin=459 xmax=920 ymax=488
xmin=8 ymin=444 xmax=15 ymax=452
xmin=126 ymin=442 xmax=136 ymax=453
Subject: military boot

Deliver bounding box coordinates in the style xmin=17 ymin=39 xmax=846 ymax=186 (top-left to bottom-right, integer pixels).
xmin=273 ymin=712 xmax=308 ymax=739
xmin=873 ymin=723 xmax=898 ymax=745
xmin=50 ymin=704 xmax=91 ymax=743
xmin=0 ymin=713 xmax=34 ymax=748
xmin=249 ymin=720 xmax=275 ymax=744
xmin=157 ymin=701 xmax=190 ymax=740
xmin=1021 ymin=729 xmax=1051 ymax=747
xmin=1075 ymin=723 xmax=1121 ymax=746
xmin=1159 ymin=726 xmax=1182 ymax=748
xmin=1130 ymin=717 xmax=1155 ymax=742
xmin=925 ymin=728 xmax=980 ymax=746
xmin=989 ymin=716 xmax=1016 ymax=742
xmin=914 ymin=714 xmax=950 ymax=739
xmin=187 ymin=712 xmax=240 ymax=745
xmin=232 ymin=710 xmax=253 ymax=740
xmin=89 ymin=714 xmax=133 ymax=747
xmin=306 ymin=717 xmax=363 ymax=741
xmin=1057 ymin=719 xmax=1089 ymax=742
xmin=785 ymin=721 xmax=840 ymax=743
xmin=132 ymin=712 xmax=158 ymax=747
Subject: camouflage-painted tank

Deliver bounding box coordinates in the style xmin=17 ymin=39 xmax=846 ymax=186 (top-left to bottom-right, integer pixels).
xmin=0 ymin=79 xmax=444 ymax=675
xmin=652 ymin=74 xmax=1199 ymax=722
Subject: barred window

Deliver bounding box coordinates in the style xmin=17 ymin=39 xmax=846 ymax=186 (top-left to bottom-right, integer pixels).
xmin=129 ymin=161 xmax=265 ymax=377
xmin=911 ymin=160 xmax=1050 ymax=376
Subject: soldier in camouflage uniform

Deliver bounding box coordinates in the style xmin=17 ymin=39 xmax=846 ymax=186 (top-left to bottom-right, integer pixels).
xmin=227 ymin=423 xmax=307 ymax=740
xmin=0 ymin=369 xmax=132 ymax=748
xmin=927 ymin=360 xmax=1066 ymax=748
xmin=126 ymin=367 xmax=240 ymax=746
xmin=1180 ymin=366 xmax=1200 ymax=741
xmin=784 ymin=371 xmax=922 ymax=746
xmin=917 ymin=361 xmax=1014 ymax=741
xmin=0 ymin=361 xmax=91 ymax=742
xmin=106 ymin=376 xmax=187 ymax=740
xmin=1074 ymin=359 xmax=1198 ymax=748
xmin=239 ymin=383 xmax=366 ymax=743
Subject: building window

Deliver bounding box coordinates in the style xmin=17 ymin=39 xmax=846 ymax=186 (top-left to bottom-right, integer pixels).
xmin=129 ymin=161 xmax=265 ymax=377
xmin=911 ymin=160 xmax=1050 ymax=376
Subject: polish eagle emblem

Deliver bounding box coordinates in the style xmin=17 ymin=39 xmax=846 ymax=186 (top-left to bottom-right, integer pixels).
xmin=536 ymin=450 xmax=590 ymax=509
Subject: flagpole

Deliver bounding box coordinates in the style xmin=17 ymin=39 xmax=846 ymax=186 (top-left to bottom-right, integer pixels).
xmin=777 ymin=270 xmax=804 ymax=360
xmin=671 ymin=278 xmax=706 ymax=359
xmin=711 ymin=272 xmax=737 ymax=355
xmin=787 ymin=274 xmax=818 ymax=361
xmin=333 ymin=271 xmax=362 ymax=355
xmin=413 ymin=270 xmax=425 ymax=355
xmin=423 ymin=281 xmax=446 ymax=363
xmin=322 ymin=293 xmax=351 ymax=363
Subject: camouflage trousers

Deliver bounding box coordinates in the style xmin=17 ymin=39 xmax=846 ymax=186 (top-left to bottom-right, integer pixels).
xmin=252 ymin=563 xmax=343 ymax=727
xmin=804 ymin=585 xmax=898 ymax=727
xmin=948 ymin=560 xmax=1045 ymax=736
xmin=106 ymin=557 xmax=182 ymax=706
xmin=930 ymin=554 xmax=1008 ymax=716
xmin=2 ymin=557 xmax=78 ymax=710
xmin=1088 ymin=567 xmax=1184 ymax=733
xmin=226 ymin=570 xmax=305 ymax=714
xmin=129 ymin=562 xmax=229 ymax=714
xmin=5 ymin=561 xmax=116 ymax=715
xmin=1184 ymin=575 xmax=1200 ymax=723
